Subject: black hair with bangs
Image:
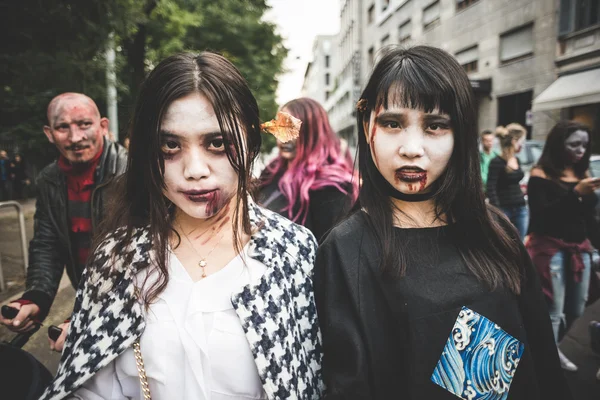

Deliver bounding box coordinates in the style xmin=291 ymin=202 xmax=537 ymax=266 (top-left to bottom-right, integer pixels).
xmin=356 ymin=46 xmax=523 ymax=293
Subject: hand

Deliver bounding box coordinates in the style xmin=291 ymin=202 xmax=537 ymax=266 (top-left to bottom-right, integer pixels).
xmin=574 ymin=178 xmax=600 ymax=196
xmin=48 ymin=321 xmax=69 ymax=352
xmin=0 ymin=302 xmax=40 ymax=333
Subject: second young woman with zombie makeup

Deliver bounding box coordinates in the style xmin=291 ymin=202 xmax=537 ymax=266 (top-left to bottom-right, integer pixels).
xmin=39 ymin=52 xmax=324 ymax=400
xmin=314 ymin=46 xmax=570 ymax=399
xmin=259 ymin=98 xmax=357 ymax=242
xmin=527 ymin=120 xmax=600 ymax=372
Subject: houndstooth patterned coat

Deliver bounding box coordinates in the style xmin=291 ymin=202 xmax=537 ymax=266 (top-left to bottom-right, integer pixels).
xmin=40 ymin=203 xmax=324 ymax=400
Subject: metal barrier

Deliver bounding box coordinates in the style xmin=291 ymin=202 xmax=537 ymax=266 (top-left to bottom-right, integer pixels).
xmin=0 ymin=201 xmax=29 ymax=291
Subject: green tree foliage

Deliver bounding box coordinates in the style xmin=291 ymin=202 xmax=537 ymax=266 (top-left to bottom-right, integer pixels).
xmin=0 ymin=0 xmax=286 ymax=169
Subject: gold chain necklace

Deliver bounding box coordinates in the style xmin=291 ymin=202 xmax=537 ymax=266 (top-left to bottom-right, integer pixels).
xmin=177 ymin=224 xmax=226 ymax=278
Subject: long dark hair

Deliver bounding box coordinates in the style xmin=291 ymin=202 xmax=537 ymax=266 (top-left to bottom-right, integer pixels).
xmin=260 ymin=97 xmax=357 ymax=223
xmin=98 ymin=52 xmax=261 ymax=306
xmin=356 ymin=45 xmax=522 ymax=293
xmin=536 ymin=120 xmax=592 ymax=180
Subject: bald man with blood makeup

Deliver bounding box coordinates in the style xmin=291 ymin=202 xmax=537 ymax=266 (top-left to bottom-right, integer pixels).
xmin=0 ymin=93 xmax=128 ymax=352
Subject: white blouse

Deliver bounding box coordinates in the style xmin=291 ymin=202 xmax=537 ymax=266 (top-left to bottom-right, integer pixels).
xmin=72 ymin=247 xmax=268 ymax=400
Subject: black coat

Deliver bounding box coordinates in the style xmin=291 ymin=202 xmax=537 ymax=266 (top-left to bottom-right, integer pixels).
xmin=314 ymin=211 xmax=571 ymax=399
xmin=21 ymin=138 xmax=128 ymax=319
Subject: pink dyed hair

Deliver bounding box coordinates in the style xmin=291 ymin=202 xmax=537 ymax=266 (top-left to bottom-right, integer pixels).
xmin=260 ymin=97 xmax=358 ymax=224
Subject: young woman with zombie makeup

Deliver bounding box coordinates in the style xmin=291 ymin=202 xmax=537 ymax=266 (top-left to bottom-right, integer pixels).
xmin=259 ymin=97 xmax=357 ymax=242
xmin=486 ymin=123 xmax=528 ymax=238
xmin=527 ymin=120 xmax=600 ymax=372
xmin=40 ymin=52 xmax=324 ymax=400
xmin=314 ymin=46 xmax=570 ymax=399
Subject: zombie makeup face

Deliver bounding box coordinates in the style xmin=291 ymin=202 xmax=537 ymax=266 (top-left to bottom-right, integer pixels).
xmin=43 ymin=94 xmax=107 ymax=164
xmin=365 ymin=106 xmax=454 ymax=194
xmin=564 ymin=129 xmax=589 ymax=164
xmin=277 ymin=138 xmax=297 ymax=160
xmin=161 ymin=93 xmax=238 ymax=220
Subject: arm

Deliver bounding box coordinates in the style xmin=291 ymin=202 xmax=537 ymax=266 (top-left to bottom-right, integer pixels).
xmin=527 ymin=175 xmax=583 ymax=216
xmin=486 ymin=158 xmax=501 ymax=206
xmin=21 ymin=187 xmax=66 ymax=320
xmin=314 ymin=241 xmax=372 ymax=399
xmin=516 ymin=244 xmax=572 ymax=399
xmin=309 ymin=186 xmax=353 ymax=243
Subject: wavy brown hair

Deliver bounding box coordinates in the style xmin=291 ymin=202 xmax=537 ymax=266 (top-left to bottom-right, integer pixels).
xmin=96 ymin=52 xmax=261 ymax=306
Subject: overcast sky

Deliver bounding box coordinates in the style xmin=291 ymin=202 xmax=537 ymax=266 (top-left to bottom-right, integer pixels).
xmin=265 ymin=0 xmax=340 ymax=106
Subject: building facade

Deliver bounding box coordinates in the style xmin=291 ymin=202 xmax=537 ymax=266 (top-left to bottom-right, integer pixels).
xmin=306 ymin=0 xmax=575 ymax=144
xmin=533 ymin=0 xmax=600 ymax=151
xmin=301 ymin=35 xmax=336 ymax=106
xmin=324 ymin=0 xmax=364 ymax=149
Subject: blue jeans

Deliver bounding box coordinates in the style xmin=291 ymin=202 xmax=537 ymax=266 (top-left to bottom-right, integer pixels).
xmin=548 ymin=250 xmax=592 ymax=343
xmin=500 ymin=205 xmax=528 ymax=239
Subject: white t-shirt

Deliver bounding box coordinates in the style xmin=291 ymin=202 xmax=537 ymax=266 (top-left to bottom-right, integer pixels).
xmin=72 ymin=247 xmax=268 ymax=400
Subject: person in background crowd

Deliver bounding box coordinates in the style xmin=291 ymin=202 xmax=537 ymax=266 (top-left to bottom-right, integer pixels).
xmin=0 ymin=149 xmax=12 ymax=201
xmin=479 ymin=129 xmax=498 ymax=193
xmin=259 ymin=97 xmax=357 ymax=242
xmin=487 ymin=123 xmax=528 ymax=238
xmin=10 ymin=154 xmax=30 ymax=200
xmin=0 ymin=93 xmax=128 ymax=353
xmin=526 ymin=120 xmax=600 ymax=372
xmin=314 ymin=45 xmax=570 ymax=399
xmin=40 ymin=52 xmax=324 ymax=400
xmin=123 ymin=136 xmax=130 ymax=150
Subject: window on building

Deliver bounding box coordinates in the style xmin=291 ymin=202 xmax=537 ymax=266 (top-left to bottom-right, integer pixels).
xmin=456 ymin=0 xmax=480 ymax=11
xmin=498 ymin=91 xmax=533 ymax=139
xmin=325 ymin=55 xmax=330 ymax=68
xmin=559 ymin=0 xmax=600 ymax=36
xmin=382 ymin=0 xmax=390 ymax=12
xmin=423 ymin=1 xmax=441 ymax=28
xmin=381 ymin=34 xmax=390 ymax=47
xmin=398 ymin=20 xmax=412 ymax=43
xmin=326 ymin=73 xmax=330 ymax=85
xmin=368 ymin=4 xmax=375 ymax=24
xmin=455 ymin=45 xmax=479 ymax=73
xmin=326 ymin=91 xmax=330 ymax=101
xmin=499 ymin=24 xmax=534 ymax=63
xmin=368 ymin=46 xmax=375 ymax=67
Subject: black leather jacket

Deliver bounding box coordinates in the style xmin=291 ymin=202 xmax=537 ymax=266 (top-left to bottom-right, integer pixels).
xmin=22 ymin=138 xmax=127 ymax=319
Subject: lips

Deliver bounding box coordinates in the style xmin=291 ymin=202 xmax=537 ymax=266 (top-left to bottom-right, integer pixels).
xmin=181 ymin=189 xmax=217 ymax=202
xmin=395 ymin=166 xmax=427 ymax=182
xmin=279 ymin=143 xmax=296 ymax=152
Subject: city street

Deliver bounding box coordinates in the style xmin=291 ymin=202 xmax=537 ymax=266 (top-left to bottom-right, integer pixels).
xmin=1 ymin=199 xmax=599 ymax=396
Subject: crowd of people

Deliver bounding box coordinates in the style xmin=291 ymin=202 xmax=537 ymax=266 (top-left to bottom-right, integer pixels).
xmin=0 ymin=44 xmax=598 ymax=399
xmin=0 ymin=150 xmax=30 ymax=201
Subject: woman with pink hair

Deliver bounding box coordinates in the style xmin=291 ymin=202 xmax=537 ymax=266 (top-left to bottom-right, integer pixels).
xmin=259 ymin=97 xmax=357 ymax=242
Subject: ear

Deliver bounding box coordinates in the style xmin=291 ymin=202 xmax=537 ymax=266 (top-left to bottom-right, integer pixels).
xmin=99 ymin=117 xmax=109 ymax=135
xmin=43 ymin=126 xmax=55 ymax=144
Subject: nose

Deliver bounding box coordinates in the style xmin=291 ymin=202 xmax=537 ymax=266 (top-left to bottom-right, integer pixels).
xmin=69 ymin=124 xmax=86 ymax=143
xmin=398 ymin=126 xmax=425 ymax=159
xmin=183 ymin=149 xmax=210 ymax=180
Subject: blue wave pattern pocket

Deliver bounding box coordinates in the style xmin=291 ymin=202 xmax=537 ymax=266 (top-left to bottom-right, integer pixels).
xmin=431 ymin=306 xmax=524 ymax=399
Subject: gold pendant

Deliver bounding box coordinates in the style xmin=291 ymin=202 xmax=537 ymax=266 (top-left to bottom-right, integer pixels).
xmin=198 ymin=259 xmax=207 ymax=278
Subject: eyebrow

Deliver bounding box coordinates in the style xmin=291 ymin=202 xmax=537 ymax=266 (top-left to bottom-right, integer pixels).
xmin=159 ymin=130 xmax=224 ymax=141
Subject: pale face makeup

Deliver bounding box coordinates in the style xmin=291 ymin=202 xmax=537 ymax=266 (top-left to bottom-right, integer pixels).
xmin=161 ymin=93 xmax=238 ymax=221
xmin=564 ymin=129 xmax=589 ymax=164
xmin=366 ymin=105 xmax=454 ymax=194
xmin=43 ymin=96 xmax=107 ymax=164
